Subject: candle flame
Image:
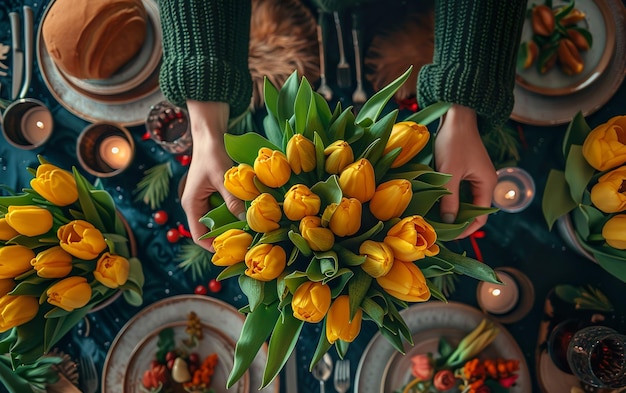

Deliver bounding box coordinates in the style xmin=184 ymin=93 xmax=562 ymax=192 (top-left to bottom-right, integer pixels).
xmin=504 ymin=190 xmax=517 ymax=200
xmin=491 ymin=288 xmax=502 ymax=297
xmin=36 ymin=121 xmax=45 ymax=129
xmin=111 ymin=146 xmax=120 ymax=155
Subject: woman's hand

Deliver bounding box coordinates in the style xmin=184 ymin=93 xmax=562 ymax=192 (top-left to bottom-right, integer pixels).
xmin=181 ymin=100 xmax=246 ymax=251
xmin=434 ymin=104 xmax=496 ymax=238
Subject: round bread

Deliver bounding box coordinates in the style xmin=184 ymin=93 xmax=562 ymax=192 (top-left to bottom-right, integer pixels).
xmin=42 ymin=0 xmax=147 ymax=80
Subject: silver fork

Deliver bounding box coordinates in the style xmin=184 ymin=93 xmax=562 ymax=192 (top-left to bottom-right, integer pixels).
xmin=79 ymin=356 xmax=98 ymax=393
xmin=333 ymin=359 xmax=350 ymax=393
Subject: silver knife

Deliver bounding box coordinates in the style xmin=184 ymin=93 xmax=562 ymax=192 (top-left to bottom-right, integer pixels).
xmin=285 ymin=348 xmax=299 ymax=392
xmin=10 ymin=11 xmax=23 ymax=100
xmin=19 ymin=6 xmax=34 ymax=100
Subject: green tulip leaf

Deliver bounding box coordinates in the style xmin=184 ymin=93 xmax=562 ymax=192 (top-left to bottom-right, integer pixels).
xmin=306 ymin=94 xmax=329 ymax=147
xmin=288 ymin=230 xmax=312 ymax=256
xmin=217 ymin=263 xmax=247 ymax=281
xmin=294 ymin=76 xmax=312 ymax=137
xmin=259 ymin=228 xmax=290 ymax=244
xmin=313 ymin=91 xmax=333 ymax=130
xmin=263 ymin=114 xmax=283 ymax=149
xmin=427 ymin=279 xmax=448 ymax=302
xmin=374 ymin=148 xmax=402 ymax=183
xmin=405 ymin=189 xmax=450 ymax=216
xmin=434 ymin=247 xmax=500 ymax=284
xmin=356 ymin=66 xmax=412 ymax=124
xmin=361 ymin=297 xmax=385 ymax=327
xmin=348 ymin=269 xmax=371 ymax=319
xmin=0 ymin=359 xmax=32 ymax=393
xmin=565 ymin=145 xmax=595 ymax=203
xmin=542 ymin=169 xmax=577 ymax=230
xmin=427 ymin=221 xmax=469 ymax=242
xmin=224 ymin=133 xmax=280 ymax=166
xmin=238 ymin=275 xmax=265 ymax=312
xmin=593 ymin=252 xmax=626 ymax=284
xmin=339 ymin=221 xmax=384 ymax=249
xmin=333 ymin=244 xmax=366 ymax=266
xmin=416 ymin=257 xmax=454 ymax=277
xmin=403 ymin=101 xmax=452 ymax=125
xmin=261 ymin=309 xmax=304 ymax=388
xmin=328 ymin=106 xmax=355 ymax=142
xmin=73 ymin=168 xmax=106 ymax=232
xmin=310 ymin=319 xmax=333 ymax=371
xmin=276 ymin=71 xmax=300 ymax=130
xmin=10 ymin=279 xmax=49 ymax=297
xmin=0 ymin=193 xmax=36 ymax=208
xmin=360 ymin=110 xmax=398 ymax=166
xmin=263 ymin=76 xmax=279 ymax=122
xmin=327 ymin=268 xmax=353 ymax=297
xmin=455 ymin=203 xmax=498 ymax=224
xmin=314 ymin=132 xmax=327 ymax=181
xmin=311 ymin=175 xmax=343 ymax=209
xmin=200 ymin=221 xmax=247 ymax=240
xmin=122 ymin=286 xmax=143 ymax=307
xmin=380 ymin=325 xmax=405 ymax=354
xmin=577 ymin=204 xmax=606 ymax=233
xmin=43 ymin=308 xmax=90 ymax=354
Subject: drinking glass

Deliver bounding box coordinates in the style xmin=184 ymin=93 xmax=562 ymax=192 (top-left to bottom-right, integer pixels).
xmin=567 ymin=326 xmax=626 ymax=388
xmin=145 ymin=101 xmax=192 ymax=154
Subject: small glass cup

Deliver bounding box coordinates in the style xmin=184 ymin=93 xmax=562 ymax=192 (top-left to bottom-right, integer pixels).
xmin=567 ymin=326 xmax=626 ymax=388
xmin=145 ymin=101 xmax=192 ymax=154
xmin=492 ymin=167 xmax=535 ymax=213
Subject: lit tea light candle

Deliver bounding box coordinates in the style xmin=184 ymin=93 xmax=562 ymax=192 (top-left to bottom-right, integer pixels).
xmin=477 ymin=271 xmax=519 ymax=314
xmin=98 ymin=136 xmax=132 ymax=169
xmin=492 ymin=167 xmax=535 ymax=213
xmin=20 ymin=107 xmax=53 ymax=145
xmin=493 ymin=180 xmax=520 ymax=207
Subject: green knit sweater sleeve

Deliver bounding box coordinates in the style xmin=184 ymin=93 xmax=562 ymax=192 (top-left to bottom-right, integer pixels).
xmin=157 ymin=0 xmax=253 ymax=118
xmin=417 ymin=0 xmax=527 ymax=132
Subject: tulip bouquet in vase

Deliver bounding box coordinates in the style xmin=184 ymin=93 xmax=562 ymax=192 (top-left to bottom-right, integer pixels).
xmin=203 ymin=67 xmax=501 ymax=388
xmin=543 ymin=112 xmax=626 ymax=283
xmin=0 ymin=157 xmax=144 ymax=381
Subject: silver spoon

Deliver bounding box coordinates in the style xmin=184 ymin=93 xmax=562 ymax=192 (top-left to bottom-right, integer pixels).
xmin=311 ymin=353 xmax=333 ymax=393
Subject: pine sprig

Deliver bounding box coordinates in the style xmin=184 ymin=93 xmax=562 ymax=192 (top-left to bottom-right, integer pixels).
xmin=176 ymin=239 xmax=213 ymax=281
xmin=133 ymin=162 xmax=173 ymax=209
xmin=482 ymin=124 xmax=521 ymax=166
xmin=431 ymin=273 xmax=459 ymax=298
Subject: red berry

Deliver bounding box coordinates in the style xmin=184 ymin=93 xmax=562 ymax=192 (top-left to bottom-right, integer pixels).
xmin=165 ymin=351 xmax=177 ymax=362
xmin=208 ymin=279 xmax=222 ymax=293
xmin=166 ymin=228 xmax=180 ymax=243
xmin=188 ymin=352 xmax=200 ymax=365
xmin=194 ymin=285 xmax=207 ymax=295
xmin=153 ymin=210 xmax=169 ymax=225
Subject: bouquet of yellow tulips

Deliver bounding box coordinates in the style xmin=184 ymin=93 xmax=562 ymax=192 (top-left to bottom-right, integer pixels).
xmin=543 ymin=112 xmax=626 ymax=283
xmin=0 ymin=157 xmax=144 ymax=373
xmin=203 ymin=68 xmax=500 ymax=388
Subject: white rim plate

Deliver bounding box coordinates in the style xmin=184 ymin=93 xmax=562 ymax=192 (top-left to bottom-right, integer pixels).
xmin=354 ymin=301 xmax=532 ymax=393
xmin=102 ymin=295 xmax=279 ymax=393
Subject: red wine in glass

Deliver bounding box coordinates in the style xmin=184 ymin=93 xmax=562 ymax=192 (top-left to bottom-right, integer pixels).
xmin=588 ymin=336 xmax=626 ymax=386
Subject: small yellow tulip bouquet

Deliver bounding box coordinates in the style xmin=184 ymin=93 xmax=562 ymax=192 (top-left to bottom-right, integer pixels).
xmin=0 ymin=157 xmax=144 ymax=373
xmin=202 ymin=68 xmax=500 ymax=388
xmin=543 ymin=112 xmax=626 ymax=283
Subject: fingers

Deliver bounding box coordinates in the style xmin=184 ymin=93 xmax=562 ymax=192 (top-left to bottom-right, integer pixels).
xmin=439 ymin=177 xmax=460 ymax=224
xmin=181 ymin=195 xmax=215 ymax=252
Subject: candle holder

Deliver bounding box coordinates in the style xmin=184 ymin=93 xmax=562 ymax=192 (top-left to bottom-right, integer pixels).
xmin=77 ymin=122 xmax=135 ymax=177
xmin=476 ymin=267 xmax=534 ymax=324
xmin=145 ymin=101 xmax=192 ymax=154
xmin=492 ymin=167 xmax=536 ymax=213
xmin=1 ymin=98 xmax=54 ymax=150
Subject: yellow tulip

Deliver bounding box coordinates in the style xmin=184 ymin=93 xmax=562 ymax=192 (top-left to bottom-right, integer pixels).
xmin=283 ymin=184 xmax=321 ymax=221
xmin=0 ymin=218 xmax=19 ymax=241
xmin=224 ymin=164 xmax=261 ymax=201
xmin=602 ymin=214 xmax=626 ymax=249
xmin=291 ymin=281 xmax=331 ymax=323
xmin=0 ymin=295 xmax=39 ymax=333
xmin=4 ymin=205 xmax=53 ymax=237
xmin=286 ymin=134 xmax=316 ymax=174
xmin=0 ymin=279 xmax=15 ymax=297
xmin=299 ymin=216 xmax=335 ymax=251
xmin=327 ymin=197 xmax=361 ymax=237
xmin=212 ymin=229 xmax=253 ymax=266
xmin=30 ymin=163 xmax=78 ymax=206
xmin=590 ymin=166 xmax=626 ymax=213
xmin=253 ymin=147 xmax=291 ymax=188
xmin=338 ymin=158 xmax=376 ymax=203
xmin=326 ymin=295 xmax=362 ymax=344
xmin=46 ymin=276 xmax=92 ymax=312
xmin=384 ymin=216 xmax=440 ymax=261
xmin=244 ymin=243 xmax=286 ymax=281
xmin=30 ymin=246 xmax=73 ymax=278
xmin=324 ymin=140 xmax=354 ymax=174
xmin=369 ymin=179 xmax=412 ymax=221
xmin=359 ymin=240 xmax=394 ymax=278
xmin=582 ymin=116 xmax=626 ymax=171
xmin=376 ymin=260 xmax=430 ymax=302
xmin=94 ymin=252 xmax=130 ymax=288
xmin=0 ymin=245 xmax=35 ymax=279
xmin=246 ymin=193 xmax=282 ymax=233
xmin=57 ymin=220 xmax=107 ymax=260
xmin=384 ymin=121 xmax=430 ymax=168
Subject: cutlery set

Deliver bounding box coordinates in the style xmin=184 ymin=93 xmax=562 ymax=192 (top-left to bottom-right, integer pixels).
xmin=309 ymin=353 xmax=352 ymax=393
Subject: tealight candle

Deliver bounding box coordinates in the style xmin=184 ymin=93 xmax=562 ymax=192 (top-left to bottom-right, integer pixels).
xmin=98 ymin=136 xmax=132 ymax=169
xmin=492 ymin=167 xmax=535 ymax=213
xmin=477 ymin=271 xmax=519 ymax=314
xmin=20 ymin=107 xmax=53 ymax=145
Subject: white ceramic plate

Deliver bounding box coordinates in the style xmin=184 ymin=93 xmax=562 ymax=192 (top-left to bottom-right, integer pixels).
xmin=102 ymin=295 xmax=279 ymax=393
xmin=354 ymin=301 xmax=532 ymax=393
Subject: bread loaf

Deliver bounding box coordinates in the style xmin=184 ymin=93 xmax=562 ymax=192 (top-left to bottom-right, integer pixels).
xmin=42 ymin=0 xmax=147 ymax=80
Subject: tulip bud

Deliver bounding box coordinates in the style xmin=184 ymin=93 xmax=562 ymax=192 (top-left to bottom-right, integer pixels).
xmin=0 ymin=218 xmax=19 ymax=241
xmin=376 ymin=260 xmax=430 ymax=302
xmin=299 ymin=216 xmax=335 ymax=251
xmin=286 ymin=134 xmax=316 ymax=174
xmin=283 ymin=184 xmax=321 ymax=221
xmin=30 ymin=163 xmax=78 ymax=206
xmin=244 ymin=243 xmax=286 ymax=281
xmin=253 ymin=147 xmax=291 ymax=188
xmin=94 ymin=252 xmax=130 ymax=288
xmin=4 ymin=205 xmax=53 ymax=237
xmin=0 ymin=245 xmax=35 ymax=279
xmin=384 ymin=122 xmax=430 ymax=168
xmin=557 ymin=38 xmax=584 ymax=75
xmin=324 ymin=140 xmax=354 ymax=174
xmin=326 ymin=197 xmax=361 ymax=237
xmin=291 ymin=281 xmax=331 ymax=323
xmin=0 ymin=295 xmax=39 ymax=333
xmin=359 ymin=240 xmax=394 ymax=278
xmin=30 ymin=246 xmax=73 ymax=278
xmin=384 ymin=216 xmax=439 ymax=261
xmin=326 ymin=295 xmax=362 ymax=344
xmin=532 ymin=5 xmax=555 ymax=36
xmin=246 ymin=193 xmax=282 ymax=233
xmin=590 ymin=166 xmax=626 ymax=213
xmin=212 ymin=229 xmax=253 ymax=266
xmin=602 ymin=214 xmax=626 ymax=249
xmin=369 ymin=179 xmax=412 ymax=221
xmin=46 ymin=276 xmax=92 ymax=312
xmin=57 ymin=220 xmax=107 ymax=260
xmin=338 ymin=159 xmax=376 ymax=203
xmin=224 ymin=164 xmax=261 ymax=201
xmin=0 ymin=279 xmax=15 ymax=297
xmin=582 ymin=116 xmax=626 ymax=171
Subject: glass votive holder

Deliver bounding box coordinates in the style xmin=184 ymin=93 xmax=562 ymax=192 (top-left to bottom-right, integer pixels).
xmin=492 ymin=167 xmax=535 ymax=213
xmin=145 ymin=101 xmax=192 ymax=154
xmin=476 ymin=267 xmax=535 ymax=324
xmin=77 ymin=122 xmax=135 ymax=177
xmin=1 ymin=98 xmax=54 ymax=150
